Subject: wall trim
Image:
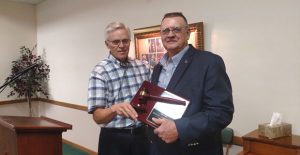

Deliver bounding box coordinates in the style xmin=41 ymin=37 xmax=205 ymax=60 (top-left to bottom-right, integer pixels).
xmin=0 ymin=99 xmax=27 ymax=105
xmin=63 ymin=138 xmax=97 ymax=155
xmin=39 ymin=98 xmax=87 ymax=111
xmin=0 ymin=98 xmax=87 ymax=111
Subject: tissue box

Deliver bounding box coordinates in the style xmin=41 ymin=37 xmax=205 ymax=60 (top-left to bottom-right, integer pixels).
xmin=258 ymin=122 xmax=292 ymax=139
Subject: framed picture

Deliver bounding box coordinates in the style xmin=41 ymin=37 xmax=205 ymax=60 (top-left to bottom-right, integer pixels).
xmin=133 ymin=22 xmax=204 ymax=69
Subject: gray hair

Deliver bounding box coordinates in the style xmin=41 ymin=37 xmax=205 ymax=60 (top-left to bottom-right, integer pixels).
xmin=162 ymin=12 xmax=189 ymax=28
xmin=104 ymin=22 xmax=131 ymax=40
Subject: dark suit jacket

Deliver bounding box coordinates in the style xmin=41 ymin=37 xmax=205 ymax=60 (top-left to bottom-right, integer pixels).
xmin=148 ymin=45 xmax=234 ymax=155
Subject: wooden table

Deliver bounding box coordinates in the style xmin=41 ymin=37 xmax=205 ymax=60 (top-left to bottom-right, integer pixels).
xmin=0 ymin=115 xmax=72 ymax=155
xmin=241 ymin=129 xmax=300 ymax=155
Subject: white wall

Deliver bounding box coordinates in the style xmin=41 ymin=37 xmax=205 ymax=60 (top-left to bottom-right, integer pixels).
xmin=1 ymin=0 xmax=299 ymax=152
xmin=0 ymin=0 xmax=37 ymax=100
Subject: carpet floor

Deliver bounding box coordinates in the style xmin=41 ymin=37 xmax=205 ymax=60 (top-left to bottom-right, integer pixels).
xmin=63 ymin=143 xmax=90 ymax=155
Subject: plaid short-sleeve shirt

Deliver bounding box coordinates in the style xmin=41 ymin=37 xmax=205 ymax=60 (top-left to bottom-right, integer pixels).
xmin=87 ymin=54 xmax=150 ymax=128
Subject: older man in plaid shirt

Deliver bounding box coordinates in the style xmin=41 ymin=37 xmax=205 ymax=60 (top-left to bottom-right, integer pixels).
xmin=88 ymin=22 xmax=150 ymax=155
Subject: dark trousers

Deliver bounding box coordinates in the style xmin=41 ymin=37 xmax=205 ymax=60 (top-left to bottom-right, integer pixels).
xmin=98 ymin=127 xmax=149 ymax=155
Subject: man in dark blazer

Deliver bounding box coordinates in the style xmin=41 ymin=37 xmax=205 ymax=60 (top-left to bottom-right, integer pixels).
xmin=146 ymin=12 xmax=234 ymax=155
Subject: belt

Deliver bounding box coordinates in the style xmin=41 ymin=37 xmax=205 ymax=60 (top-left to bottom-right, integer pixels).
xmin=101 ymin=126 xmax=145 ymax=135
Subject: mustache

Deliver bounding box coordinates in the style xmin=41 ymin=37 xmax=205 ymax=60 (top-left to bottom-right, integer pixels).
xmin=165 ymin=36 xmax=176 ymax=40
xmin=166 ymin=39 xmax=177 ymax=42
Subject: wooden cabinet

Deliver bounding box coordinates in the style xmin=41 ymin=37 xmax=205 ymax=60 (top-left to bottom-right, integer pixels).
xmin=241 ymin=129 xmax=300 ymax=155
xmin=0 ymin=115 xmax=72 ymax=155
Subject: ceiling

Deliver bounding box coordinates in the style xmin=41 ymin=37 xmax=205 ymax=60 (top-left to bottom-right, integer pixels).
xmin=10 ymin=0 xmax=46 ymax=5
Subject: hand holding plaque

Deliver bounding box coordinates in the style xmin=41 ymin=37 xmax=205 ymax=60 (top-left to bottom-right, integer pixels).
xmin=131 ymin=81 xmax=189 ymax=128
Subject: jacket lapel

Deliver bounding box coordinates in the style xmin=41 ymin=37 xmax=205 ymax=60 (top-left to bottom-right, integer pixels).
xmin=167 ymin=46 xmax=195 ymax=90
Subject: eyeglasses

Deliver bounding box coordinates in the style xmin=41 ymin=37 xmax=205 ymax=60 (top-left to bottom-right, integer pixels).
xmin=160 ymin=26 xmax=188 ymax=35
xmin=107 ymin=39 xmax=131 ymax=46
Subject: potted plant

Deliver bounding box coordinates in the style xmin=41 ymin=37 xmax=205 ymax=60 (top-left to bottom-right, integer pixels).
xmin=5 ymin=45 xmax=50 ymax=116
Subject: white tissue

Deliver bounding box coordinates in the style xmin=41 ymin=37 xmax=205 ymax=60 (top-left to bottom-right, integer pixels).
xmin=269 ymin=112 xmax=282 ymax=127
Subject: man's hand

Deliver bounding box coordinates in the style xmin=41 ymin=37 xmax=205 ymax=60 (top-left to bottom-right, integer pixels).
xmin=110 ymin=102 xmax=138 ymax=121
xmin=153 ymin=118 xmax=179 ymax=143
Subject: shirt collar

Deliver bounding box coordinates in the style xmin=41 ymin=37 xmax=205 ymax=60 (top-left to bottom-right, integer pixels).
xmin=159 ymin=45 xmax=189 ymax=67
xmin=107 ymin=53 xmax=131 ymax=67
